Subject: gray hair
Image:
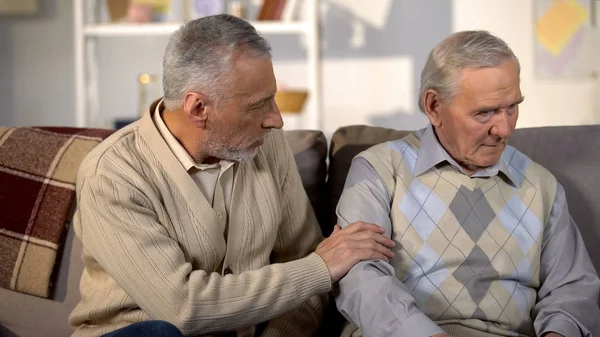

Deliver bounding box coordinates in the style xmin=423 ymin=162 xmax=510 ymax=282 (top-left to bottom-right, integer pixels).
xmin=162 ymin=14 xmax=272 ymax=110
xmin=418 ymin=30 xmax=520 ymax=112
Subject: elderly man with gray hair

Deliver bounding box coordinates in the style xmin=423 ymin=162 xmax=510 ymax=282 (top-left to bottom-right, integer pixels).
xmin=335 ymin=31 xmax=600 ymax=337
xmin=68 ymin=14 xmax=396 ymax=337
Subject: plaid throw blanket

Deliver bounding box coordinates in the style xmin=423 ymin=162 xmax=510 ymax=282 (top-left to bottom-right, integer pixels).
xmin=0 ymin=126 xmax=113 ymax=298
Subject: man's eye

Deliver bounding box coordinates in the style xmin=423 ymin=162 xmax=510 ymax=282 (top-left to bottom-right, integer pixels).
xmin=475 ymin=110 xmax=494 ymax=122
xmin=259 ymin=99 xmax=274 ymax=111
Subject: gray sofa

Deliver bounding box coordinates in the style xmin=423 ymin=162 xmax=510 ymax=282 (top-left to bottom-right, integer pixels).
xmin=1 ymin=124 xmax=599 ymax=337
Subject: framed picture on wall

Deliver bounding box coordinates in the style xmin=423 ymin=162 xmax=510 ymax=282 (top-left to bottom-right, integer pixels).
xmin=0 ymin=0 xmax=37 ymax=15
xmin=534 ymin=0 xmax=600 ymax=79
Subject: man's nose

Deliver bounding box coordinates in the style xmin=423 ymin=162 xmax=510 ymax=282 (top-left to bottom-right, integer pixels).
xmin=263 ymin=103 xmax=284 ymax=130
xmin=490 ymin=111 xmax=513 ymax=138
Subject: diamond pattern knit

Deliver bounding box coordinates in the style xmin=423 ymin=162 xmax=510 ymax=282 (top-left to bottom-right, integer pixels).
xmin=358 ymin=134 xmax=557 ymax=337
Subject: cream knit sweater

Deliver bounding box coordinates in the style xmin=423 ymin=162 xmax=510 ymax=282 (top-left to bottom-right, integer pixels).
xmin=69 ymin=112 xmax=332 ymax=336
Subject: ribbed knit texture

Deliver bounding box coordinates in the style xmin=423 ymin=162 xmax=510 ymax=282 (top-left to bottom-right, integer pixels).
xmin=69 ymin=113 xmax=331 ymax=337
xmin=441 ymin=323 xmax=516 ymax=337
xmin=358 ymin=133 xmax=556 ymax=337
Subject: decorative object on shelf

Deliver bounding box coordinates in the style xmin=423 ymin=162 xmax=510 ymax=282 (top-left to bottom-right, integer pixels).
xmin=130 ymin=0 xmax=171 ymax=22
xmin=127 ymin=1 xmax=153 ymax=23
xmin=282 ymin=0 xmax=301 ymax=21
xmin=188 ymin=0 xmax=224 ymax=19
xmin=167 ymin=0 xmax=187 ymax=21
xmin=148 ymin=0 xmax=171 ymax=21
xmin=275 ymin=89 xmax=308 ymax=114
xmin=105 ymin=0 xmax=171 ymax=23
xmin=0 ymin=0 xmax=38 ymax=15
xmin=138 ymin=73 xmax=160 ymax=117
xmin=105 ymin=0 xmax=130 ymax=22
xmin=229 ymin=1 xmax=246 ymax=19
xmin=257 ymin=0 xmax=286 ymax=21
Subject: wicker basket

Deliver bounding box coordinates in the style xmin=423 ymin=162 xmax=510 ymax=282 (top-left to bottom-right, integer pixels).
xmin=275 ymin=90 xmax=308 ymax=113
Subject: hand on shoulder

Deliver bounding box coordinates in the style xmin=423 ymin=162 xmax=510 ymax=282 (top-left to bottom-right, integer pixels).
xmin=315 ymin=221 xmax=395 ymax=282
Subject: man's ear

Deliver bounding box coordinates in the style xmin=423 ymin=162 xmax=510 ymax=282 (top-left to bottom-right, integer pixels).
xmin=183 ymin=91 xmax=209 ymax=129
xmin=423 ymin=89 xmax=444 ymax=128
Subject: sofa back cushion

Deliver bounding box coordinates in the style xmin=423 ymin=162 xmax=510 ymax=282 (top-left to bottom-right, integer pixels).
xmin=508 ymin=125 xmax=600 ymax=275
xmin=328 ymin=124 xmax=600 ymax=274
xmin=327 ymin=125 xmax=410 ymax=235
xmin=284 ymin=130 xmax=329 ymax=229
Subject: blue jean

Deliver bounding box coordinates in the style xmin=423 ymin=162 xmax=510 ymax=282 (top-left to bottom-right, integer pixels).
xmin=101 ymin=321 xmax=184 ymax=337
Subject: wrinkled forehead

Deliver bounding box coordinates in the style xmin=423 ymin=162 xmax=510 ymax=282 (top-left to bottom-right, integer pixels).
xmin=228 ymin=54 xmax=276 ymax=99
xmin=454 ymin=60 xmax=522 ymax=107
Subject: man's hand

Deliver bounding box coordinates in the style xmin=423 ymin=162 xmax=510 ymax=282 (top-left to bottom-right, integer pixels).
xmin=315 ymin=221 xmax=395 ymax=282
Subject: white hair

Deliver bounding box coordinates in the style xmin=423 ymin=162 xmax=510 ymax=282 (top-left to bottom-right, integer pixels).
xmin=162 ymin=14 xmax=271 ymax=110
xmin=418 ymin=30 xmax=520 ymax=112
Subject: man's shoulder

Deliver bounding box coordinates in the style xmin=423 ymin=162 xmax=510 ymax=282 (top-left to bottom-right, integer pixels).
xmin=78 ymin=121 xmax=145 ymax=179
xmin=356 ymin=132 xmax=420 ymax=164
xmin=501 ymin=145 xmax=556 ymax=184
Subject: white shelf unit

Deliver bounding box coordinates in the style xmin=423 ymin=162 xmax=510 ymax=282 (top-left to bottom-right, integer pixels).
xmin=73 ymin=0 xmax=322 ymax=130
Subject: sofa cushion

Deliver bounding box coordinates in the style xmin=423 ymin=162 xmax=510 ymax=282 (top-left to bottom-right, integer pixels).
xmin=0 ymin=127 xmax=113 ymax=299
xmin=327 ymin=124 xmax=600 ymax=276
xmin=284 ymin=130 xmax=329 ymax=230
xmin=0 ymin=224 xmax=84 ymax=337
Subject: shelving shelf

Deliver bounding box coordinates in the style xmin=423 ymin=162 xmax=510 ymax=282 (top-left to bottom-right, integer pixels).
xmin=83 ymin=21 xmax=310 ymax=36
xmin=74 ymin=0 xmax=322 ymax=130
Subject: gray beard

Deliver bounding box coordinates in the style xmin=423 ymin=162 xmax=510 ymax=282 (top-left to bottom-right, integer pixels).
xmin=202 ymin=137 xmax=260 ymax=163
xmin=202 ymin=129 xmax=269 ymax=163
xmin=212 ymin=146 xmax=258 ymax=163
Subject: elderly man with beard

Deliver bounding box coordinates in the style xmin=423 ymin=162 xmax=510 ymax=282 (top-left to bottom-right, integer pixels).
xmin=69 ymin=14 xmax=395 ymax=337
xmin=335 ymin=31 xmax=600 ymax=337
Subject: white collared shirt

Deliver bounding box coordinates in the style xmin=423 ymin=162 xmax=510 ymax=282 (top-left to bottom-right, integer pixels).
xmin=153 ymin=100 xmax=235 ymax=233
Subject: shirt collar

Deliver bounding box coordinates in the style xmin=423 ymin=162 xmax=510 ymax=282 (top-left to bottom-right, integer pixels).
xmin=153 ymin=99 xmax=233 ymax=172
xmin=413 ymin=124 xmax=517 ymax=186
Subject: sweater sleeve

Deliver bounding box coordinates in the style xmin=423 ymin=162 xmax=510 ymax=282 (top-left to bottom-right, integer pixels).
xmin=260 ymin=129 xmax=331 ymax=337
xmin=76 ymin=173 xmax=331 ymax=335
xmin=335 ymin=157 xmax=444 ymax=337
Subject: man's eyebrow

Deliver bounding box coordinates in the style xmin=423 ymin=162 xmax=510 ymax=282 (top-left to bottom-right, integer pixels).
xmin=473 ymin=96 xmax=525 ymax=113
xmin=510 ymin=96 xmax=525 ymax=106
xmin=246 ymin=93 xmax=275 ymax=108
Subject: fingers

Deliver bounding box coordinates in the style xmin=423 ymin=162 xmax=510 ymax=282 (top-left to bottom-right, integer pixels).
xmin=317 ymin=222 xmax=398 ymax=282
xmin=336 ymin=221 xmax=386 ymax=235
xmin=353 ymin=248 xmax=392 ymax=263
xmin=349 ymin=239 xmax=395 ymax=258
xmin=348 ymin=230 xmax=395 ymax=248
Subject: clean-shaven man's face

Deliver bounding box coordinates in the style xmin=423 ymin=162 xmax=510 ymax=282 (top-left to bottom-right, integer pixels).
xmin=431 ymin=58 xmax=523 ymax=174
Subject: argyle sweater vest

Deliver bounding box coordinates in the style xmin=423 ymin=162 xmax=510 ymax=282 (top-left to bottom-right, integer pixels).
xmin=358 ymin=133 xmax=557 ymax=337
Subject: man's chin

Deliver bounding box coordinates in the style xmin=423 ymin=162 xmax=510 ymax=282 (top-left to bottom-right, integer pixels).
xmin=223 ymin=148 xmax=259 ymax=163
xmin=474 ymin=155 xmax=503 ymax=169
